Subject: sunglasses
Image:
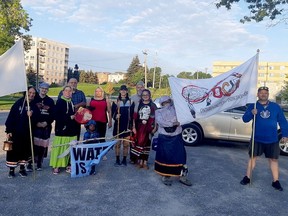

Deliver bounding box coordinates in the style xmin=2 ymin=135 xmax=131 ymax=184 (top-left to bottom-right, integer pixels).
xmin=258 ymin=86 xmax=269 ymax=91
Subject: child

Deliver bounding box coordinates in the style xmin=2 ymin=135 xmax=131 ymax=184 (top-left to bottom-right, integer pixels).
xmin=83 ymin=120 xmax=99 ymax=175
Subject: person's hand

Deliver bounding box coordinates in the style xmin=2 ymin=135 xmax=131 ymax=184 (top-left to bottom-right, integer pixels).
xmin=252 ymin=109 xmax=257 ymax=115
xmin=6 ymin=133 xmax=12 ymax=139
xmin=108 ymin=121 xmax=112 ymax=128
xmin=70 ymin=115 xmax=75 ymax=120
xmin=42 ymin=121 xmax=48 ymax=127
xmin=116 ymin=114 xmax=121 ymax=119
xmin=281 ymin=137 xmax=288 ymax=143
xmin=132 ymin=128 xmax=137 ymax=135
xmin=27 ymin=110 xmax=33 ymax=117
xmin=173 ymin=121 xmax=180 ymax=126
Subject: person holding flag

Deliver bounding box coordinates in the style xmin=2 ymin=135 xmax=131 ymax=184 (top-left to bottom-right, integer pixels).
xmin=240 ymin=86 xmax=288 ymax=191
xmin=5 ymin=86 xmax=40 ymax=178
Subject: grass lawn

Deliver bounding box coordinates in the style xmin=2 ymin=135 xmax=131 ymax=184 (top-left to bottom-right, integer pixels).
xmin=0 ymin=83 xmax=170 ymax=110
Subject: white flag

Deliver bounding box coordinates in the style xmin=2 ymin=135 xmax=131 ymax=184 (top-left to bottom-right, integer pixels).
xmin=169 ymin=53 xmax=259 ymax=125
xmin=0 ymin=39 xmax=27 ymax=97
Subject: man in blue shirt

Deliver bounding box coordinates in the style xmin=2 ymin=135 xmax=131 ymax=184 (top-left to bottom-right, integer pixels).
xmin=240 ymin=86 xmax=288 ymax=191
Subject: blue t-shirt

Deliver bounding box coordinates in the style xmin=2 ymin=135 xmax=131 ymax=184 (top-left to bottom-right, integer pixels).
xmin=242 ymin=101 xmax=288 ymax=144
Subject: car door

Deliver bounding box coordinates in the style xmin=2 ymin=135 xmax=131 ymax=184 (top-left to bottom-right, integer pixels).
xmin=227 ymin=106 xmax=252 ymax=142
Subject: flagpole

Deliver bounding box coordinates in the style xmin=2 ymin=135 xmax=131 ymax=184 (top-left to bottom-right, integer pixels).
xmin=249 ymin=49 xmax=260 ymax=186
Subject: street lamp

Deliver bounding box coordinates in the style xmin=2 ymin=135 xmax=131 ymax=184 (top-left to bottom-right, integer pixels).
xmin=142 ymin=50 xmax=148 ymax=89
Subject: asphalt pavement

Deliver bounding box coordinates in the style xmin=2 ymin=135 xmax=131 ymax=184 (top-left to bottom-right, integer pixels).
xmin=0 ymin=111 xmax=288 ymax=216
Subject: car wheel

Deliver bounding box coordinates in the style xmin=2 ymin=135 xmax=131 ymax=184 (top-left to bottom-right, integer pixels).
xmin=182 ymin=124 xmax=203 ymax=146
xmin=279 ymin=136 xmax=288 ymax=156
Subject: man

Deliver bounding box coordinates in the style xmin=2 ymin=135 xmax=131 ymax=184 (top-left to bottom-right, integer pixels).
xmin=131 ymin=80 xmax=145 ymax=108
xmin=28 ymin=82 xmax=55 ymax=171
xmin=58 ymin=78 xmax=86 ymax=140
xmin=240 ymin=86 xmax=288 ymax=191
xmin=130 ymin=80 xmax=145 ymax=164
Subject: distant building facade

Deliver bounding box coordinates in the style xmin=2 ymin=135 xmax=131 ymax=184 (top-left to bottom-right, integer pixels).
xmin=24 ymin=37 xmax=69 ymax=85
xmin=212 ymin=61 xmax=288 ymax=100
xmin=108 ymin=72 xmax=126 ymax=83
xmin=96 ymin=72 xmax=110 ymax=84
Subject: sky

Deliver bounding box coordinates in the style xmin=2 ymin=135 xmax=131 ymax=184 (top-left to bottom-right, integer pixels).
xmin=21 ymin=0 xmax=288 ymax=76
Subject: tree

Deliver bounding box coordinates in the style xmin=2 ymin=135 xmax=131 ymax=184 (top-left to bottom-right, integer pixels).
xmin=126 ymin=55 xmax=143 ymax=86
xmin=26 ymin=64 xmax=36 ymax=86
xmin=215 ymin=0 xmax=288 ymax=25
xmin=177 ymin=72 xmax=194 ymax=79
xmin=148 ymin=67 xmax=162 ymax=88
xmin=192 ymin=71 xmax=212 ymax=79
xmin=0 ymin=0 xmax=33 ymax=55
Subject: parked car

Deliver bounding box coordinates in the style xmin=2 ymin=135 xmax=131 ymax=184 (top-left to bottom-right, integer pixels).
xmin=153 ymin=98 xmax=288 ymax=156
xmin=181 ymin=105 xmax=288 ymax=156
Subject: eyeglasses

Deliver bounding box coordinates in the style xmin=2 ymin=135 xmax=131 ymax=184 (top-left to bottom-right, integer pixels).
xmin=258 ymin=86 xmax=269 ymax=91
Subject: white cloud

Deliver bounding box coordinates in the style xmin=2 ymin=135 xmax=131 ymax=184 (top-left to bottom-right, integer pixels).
xmin=22 ymin=0 xmax=282 ymax=75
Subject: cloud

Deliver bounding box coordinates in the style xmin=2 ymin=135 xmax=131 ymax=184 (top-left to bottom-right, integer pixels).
xmin=22 ymin=0 xmax=273 ymax=75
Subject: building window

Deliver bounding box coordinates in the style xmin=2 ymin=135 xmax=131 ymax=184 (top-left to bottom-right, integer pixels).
xmin=269 ymin=66 xmax=274 ymax=70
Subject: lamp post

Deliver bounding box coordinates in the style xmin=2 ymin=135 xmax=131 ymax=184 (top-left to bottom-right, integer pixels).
xmin=142 ymin=50 xmax=148 ymax=89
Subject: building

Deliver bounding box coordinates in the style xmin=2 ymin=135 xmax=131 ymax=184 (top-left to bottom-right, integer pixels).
xmin=24 ymin=37 xmax=69 ymax=85
xmin=212 ymin=61 xmax=288 ymax=100
xmin=96 ymin=72 xmax=110 ymax=84
xmin=108 ymin=72 xmax=126 ymax=83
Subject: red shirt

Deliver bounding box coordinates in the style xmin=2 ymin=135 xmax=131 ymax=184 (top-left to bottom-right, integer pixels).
xmin=90 ymin=98 xmax=108 ymax=123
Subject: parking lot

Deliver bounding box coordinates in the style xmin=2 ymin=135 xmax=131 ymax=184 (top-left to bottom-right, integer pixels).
xmin=0 ymin=110 xmax=288 ymax=216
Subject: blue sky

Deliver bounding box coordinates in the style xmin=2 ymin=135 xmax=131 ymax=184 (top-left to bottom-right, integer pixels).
xmin=22 ymin=0 xmax=288 ymax=76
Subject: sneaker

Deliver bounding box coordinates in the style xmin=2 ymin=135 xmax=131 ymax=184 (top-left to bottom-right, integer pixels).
xmin=179 ymin=176 xmax=192 ymax=186
xmin=19 ymin=169 xmax=28 ymax=177
xmin=26 ymin=164 xmax=33 ymax=172
xmin=114 ymin=160 xmax=122 ymax=167
xmin=240 ymin=176 xmax=250 ymax=185
xmin=36 ymin=167 xmax=42 ymax=171
xmin=272 ymin=180 xmax=283 ymax=191
xmin=8 ymin=171 xmax=16 ymax=179
xmin=162 ymin=176 xmax=172 ymax=186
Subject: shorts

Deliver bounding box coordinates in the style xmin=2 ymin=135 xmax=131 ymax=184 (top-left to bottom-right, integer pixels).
xmin=248 ymin=141 xmax=280 ymax=159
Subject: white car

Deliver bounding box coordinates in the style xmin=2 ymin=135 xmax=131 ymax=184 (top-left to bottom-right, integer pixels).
xmin=154 ymin=98 xmax=288 ymax=156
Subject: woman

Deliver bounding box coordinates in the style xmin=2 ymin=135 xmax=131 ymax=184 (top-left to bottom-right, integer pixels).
xmin=89 ymin=87 xmax=112 ymax=159
xmin=154 ymin=96 xmax=192 ymax=186
xmin=111 ymin=85 xmax=134 ymax=166
xmin=132 ymin=89 xmax=157 ymax=169
xmin=5 ymin=86 xmax=40 ymax=178
xmin=49 ymin=85 xmax=78 ymax=174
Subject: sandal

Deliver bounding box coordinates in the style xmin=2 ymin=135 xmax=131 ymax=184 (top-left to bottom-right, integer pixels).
xmin=66 ymin=166 xmax=71 ymax=173
xmin=53 ymin=168 xmax=59 ymax=175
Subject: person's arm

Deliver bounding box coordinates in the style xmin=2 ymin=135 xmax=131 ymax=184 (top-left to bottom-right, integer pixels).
xmin=242 ymin=104 xmax=255 ymax=123
xmin=106 ymin=96 xmax=112 ymax=128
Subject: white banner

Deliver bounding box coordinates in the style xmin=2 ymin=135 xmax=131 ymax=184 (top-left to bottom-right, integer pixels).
xmin=169 ymin=53 xmax=258 ymax=125
xmin=0 ymin=39 xmax=27 ymax=97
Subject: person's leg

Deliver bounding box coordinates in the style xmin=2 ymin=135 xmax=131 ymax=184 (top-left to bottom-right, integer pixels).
xmin=114 ymin=141 xmax=121 ymax=166
xmin=269 ymin=158 xmax=279 ymax=181
xmin=246 ymin=157 xmax=257 ymax=178
xmin=122 ymin=139 xmax=129 ymax=166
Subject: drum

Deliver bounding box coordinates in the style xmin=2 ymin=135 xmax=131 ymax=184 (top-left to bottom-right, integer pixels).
xmin=74 ymin=107 xmax=92 ymax=124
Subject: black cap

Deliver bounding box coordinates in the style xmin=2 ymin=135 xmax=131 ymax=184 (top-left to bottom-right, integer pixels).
xmin=120 ymin=85 xmax=128 ymax=91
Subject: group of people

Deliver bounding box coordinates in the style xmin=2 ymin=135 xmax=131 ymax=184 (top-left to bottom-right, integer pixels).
xmin=5 ymin=80 xmax=286 ymax=191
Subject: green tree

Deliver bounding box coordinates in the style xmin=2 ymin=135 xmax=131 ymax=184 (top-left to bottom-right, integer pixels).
xmin=148 ymin=67 xmax=162 ymax=88
xmin=0 ymin=0 xmax=32 ymax=55
xmin=177 ymin=72 xmax=194 ymax=79
xmin=215 ymin=0 xmax=288 ymax=25
xmin=160 ymin=74 xmax=172 ymax=88
xmin=126 ymin=55 xmax=143 ymax=86
xmin=26 ymin=64 xmax=36 ymax=86
xmin=192 ymin=71 xmax=212 ymax=79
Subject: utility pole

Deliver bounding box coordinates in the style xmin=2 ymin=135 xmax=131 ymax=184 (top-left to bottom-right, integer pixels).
xmin=142 ymin=50 xmax=148 ymax=89
xmin=152 ymin=52 xmax=157 ymax=88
